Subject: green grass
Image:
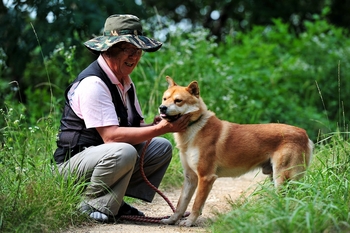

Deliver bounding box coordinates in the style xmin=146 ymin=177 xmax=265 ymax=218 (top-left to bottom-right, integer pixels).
xmin=210 ymin=134 xmax=350 ymax=233
xmin=1 ymin=106 xmax=349 ymax=233
xmin=0 ymin=107 xmax=87 ymax=232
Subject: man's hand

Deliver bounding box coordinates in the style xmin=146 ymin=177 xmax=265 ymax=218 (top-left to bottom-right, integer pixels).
xmin=156 ymin=114 xmax=191 ymax=133
xmin=152 ymin=115 xmax=162 ymax=125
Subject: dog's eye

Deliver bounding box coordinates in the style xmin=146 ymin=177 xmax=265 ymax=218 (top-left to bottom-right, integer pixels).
xmin=174 ymin=99 xmax=182 ymax=104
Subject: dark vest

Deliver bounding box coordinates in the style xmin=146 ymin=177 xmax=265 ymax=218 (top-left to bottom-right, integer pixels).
xmin=53 ymin=61 xmax=143 ymax=164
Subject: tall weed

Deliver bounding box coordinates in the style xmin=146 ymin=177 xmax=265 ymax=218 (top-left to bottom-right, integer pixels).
xmin=0 ymin=106 xmax=88 ymax=232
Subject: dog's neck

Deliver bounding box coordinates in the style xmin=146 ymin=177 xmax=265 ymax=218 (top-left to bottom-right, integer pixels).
xmin=187 ymin=98 xmax=207 ymax=126
xmin=188 ymin=114 xmax=203 ymax=126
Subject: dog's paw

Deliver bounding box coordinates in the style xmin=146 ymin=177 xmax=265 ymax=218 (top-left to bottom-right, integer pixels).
xmin=160 ymin=218 xmax=177 ymax=225
xmin=179 ymin=219 xmax=194 ymax=227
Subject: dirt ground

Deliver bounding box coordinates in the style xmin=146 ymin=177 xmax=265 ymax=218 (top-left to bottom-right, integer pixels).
xmin=62 ymin=170 xmax=267 ymax=233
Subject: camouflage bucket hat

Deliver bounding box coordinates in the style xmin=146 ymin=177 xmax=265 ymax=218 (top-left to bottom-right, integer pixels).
xmin=84 ymin=14 xmax=162 ymax=54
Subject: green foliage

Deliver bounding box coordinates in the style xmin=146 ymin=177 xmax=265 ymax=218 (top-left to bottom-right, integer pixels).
xmin=0 ymin=107 xmax=86 ymax=232
xmin=210 ymin=135 xmax=350 ymax=233
xmin=0 ymin=16 xmax=350 ymax=232
xmin=1 ymin=0 xmax=145 ymax=82
xmin=22 ymin=44 xmax=89 ymax=123
xmin=142 ymin=0 xmax=349 ymax=40
xmin=133 ymin=18 xmax=349 ymax=141
xmin=216 ymin=17 xmax=350 ymax=139
xmin=4 ymin=13 xmax=348 ymax=142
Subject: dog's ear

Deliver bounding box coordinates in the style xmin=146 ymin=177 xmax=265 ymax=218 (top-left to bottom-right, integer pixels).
xmin=186 ymin=81 xmax=200 ymax=98
xmin=166 ymin=76 xmax=177 ymax=88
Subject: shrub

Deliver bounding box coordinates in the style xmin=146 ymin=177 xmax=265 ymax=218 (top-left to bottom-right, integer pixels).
xmin=132 ymin=18 xmax=350 ymax=141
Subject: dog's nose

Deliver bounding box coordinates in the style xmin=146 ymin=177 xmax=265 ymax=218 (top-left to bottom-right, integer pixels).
xmin=159 ymin=105 xmax=167 ymax=113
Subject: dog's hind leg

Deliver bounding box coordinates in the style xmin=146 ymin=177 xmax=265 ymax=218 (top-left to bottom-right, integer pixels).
xmin=179 ymin=173 xmax=218 ymax=227
xmin=271 ymin=146 xmax=309 ymax=188
xmin=161 ymin=168 xmax=198 ymax=225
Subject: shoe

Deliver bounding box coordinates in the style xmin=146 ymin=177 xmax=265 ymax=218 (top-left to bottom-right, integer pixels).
xmin=79 ymin=202 xmax=110 ymax=223
xmin=117 ymin=202 xmax=145 ymax=217
xmin=89 ymin=211 xmax=109 ymax=223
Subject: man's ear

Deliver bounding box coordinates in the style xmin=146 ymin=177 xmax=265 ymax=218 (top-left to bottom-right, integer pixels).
xmin=166 ymin=76 xmax=177 ymax=88
xmin=186 ymin=81 xmax=199 ymax=98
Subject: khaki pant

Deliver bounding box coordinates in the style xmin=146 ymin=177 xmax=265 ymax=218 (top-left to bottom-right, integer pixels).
xmin=58 ymin=137 xmax=172 ymax=216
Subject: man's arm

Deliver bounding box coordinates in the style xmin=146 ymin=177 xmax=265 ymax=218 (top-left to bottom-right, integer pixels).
xmin=96 ymin=115 xmax=190 ymax=145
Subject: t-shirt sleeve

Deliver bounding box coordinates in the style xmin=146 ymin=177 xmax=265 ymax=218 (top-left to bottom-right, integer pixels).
xmin=69 ymin=76 xmax=119 ymax=128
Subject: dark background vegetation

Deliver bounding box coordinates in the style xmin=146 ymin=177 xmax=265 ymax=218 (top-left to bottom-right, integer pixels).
xmin=1 ymin=0 xmax=350 ymax=140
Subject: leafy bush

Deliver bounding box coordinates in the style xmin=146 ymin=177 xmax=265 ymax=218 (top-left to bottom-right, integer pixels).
xmin=132 ymin=17 xmax=350 ymax=141
xmin=7 ymin=16 xmax=348 ymax=141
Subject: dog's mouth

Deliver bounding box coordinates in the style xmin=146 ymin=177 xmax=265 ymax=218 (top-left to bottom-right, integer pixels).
xmin=160 ymin=113 xmax=182 ymax=122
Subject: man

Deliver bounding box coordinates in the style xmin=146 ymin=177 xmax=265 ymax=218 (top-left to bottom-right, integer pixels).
xmin=53 ymin=14 xmax=190 ymax=223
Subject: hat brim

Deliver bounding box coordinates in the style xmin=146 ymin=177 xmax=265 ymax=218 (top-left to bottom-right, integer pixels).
xmin=84 ymin=35 xmax=162 ymax=54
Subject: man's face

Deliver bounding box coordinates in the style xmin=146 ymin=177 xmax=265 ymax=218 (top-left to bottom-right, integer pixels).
xmin=107 ymin=43 xmax=142 ymax=77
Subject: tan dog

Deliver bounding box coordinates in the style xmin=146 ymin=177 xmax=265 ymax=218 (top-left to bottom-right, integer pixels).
xmin=159 ymin=76 xmax=313 ymax=227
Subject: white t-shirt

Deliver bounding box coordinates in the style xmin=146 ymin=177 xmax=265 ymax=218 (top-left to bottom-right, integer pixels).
xmin=67 ymin=55 xmax=144 ymax=128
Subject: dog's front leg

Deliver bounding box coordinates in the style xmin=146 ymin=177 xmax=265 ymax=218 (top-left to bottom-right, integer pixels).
xmin=161 ymin=170 xmax=198 ymax=225
xmin=179 ymin=174 xmax=217 ymax=227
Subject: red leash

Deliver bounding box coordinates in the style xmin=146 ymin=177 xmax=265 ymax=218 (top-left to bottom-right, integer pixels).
xmin=119 ymin=139 xmax=189 ymax=223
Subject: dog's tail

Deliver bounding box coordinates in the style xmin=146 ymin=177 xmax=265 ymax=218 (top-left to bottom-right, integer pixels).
xmin=306 ymin=138 xmax=314 ymax=167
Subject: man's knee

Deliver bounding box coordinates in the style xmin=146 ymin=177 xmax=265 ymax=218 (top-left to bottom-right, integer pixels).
xmin=104 ymin=143 xmax=138 ymax=168
xmin=153 ymin=137 xmax=173 ymax=162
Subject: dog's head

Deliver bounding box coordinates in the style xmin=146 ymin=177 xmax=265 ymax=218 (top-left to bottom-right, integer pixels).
xmin=159 ymin=76 xmax=201 ymax=122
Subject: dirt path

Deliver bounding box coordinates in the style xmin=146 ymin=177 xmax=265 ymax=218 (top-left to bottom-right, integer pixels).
xmin=63 ymin=170 xmax=266 ymax=233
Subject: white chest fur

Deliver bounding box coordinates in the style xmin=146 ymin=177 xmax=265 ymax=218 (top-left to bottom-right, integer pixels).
xmin=174 ymin=114 xmax=212 ymax=174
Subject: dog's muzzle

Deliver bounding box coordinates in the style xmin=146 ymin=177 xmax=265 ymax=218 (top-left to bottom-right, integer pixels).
xmin=159 ymin=105 xmax=168 ymax=114
xmin=159 ymin=105 xmax=181 ymax=122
